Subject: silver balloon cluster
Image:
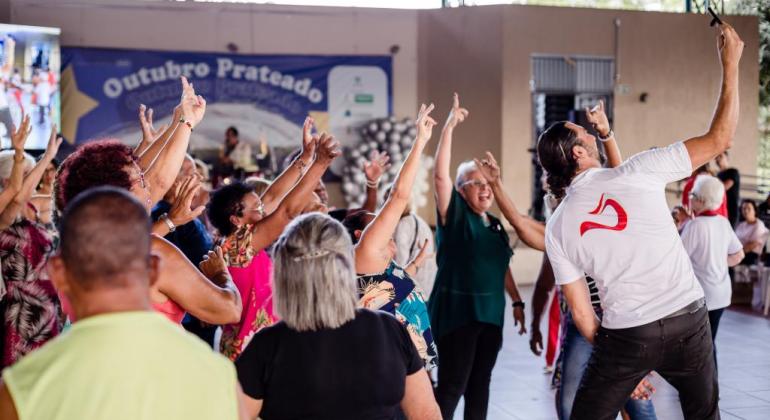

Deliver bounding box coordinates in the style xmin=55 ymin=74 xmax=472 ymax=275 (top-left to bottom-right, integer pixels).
xmin=342 ymin=116 xmax=433 ymax=209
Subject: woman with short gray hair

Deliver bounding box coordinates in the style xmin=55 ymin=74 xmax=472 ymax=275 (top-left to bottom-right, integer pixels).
xmin=431 ymin=94 xmax=525 ymax=420
xmin=681 ymin=175 xmax=744 ymax=346
xmin=236 ymin=212 xmax=441 ymax=420
xmin=272 ymin=212 xmax=357 ymax=331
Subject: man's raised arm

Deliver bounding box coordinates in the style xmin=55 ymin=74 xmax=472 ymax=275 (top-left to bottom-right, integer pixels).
xmin=684 ymin=23 xmax=743 ymax=170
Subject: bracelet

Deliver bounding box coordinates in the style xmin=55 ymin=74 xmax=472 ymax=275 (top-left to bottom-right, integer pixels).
xmin=159 ymin=213 xmax=176 ymax=233
xmin=294 ymin=157 xmax=308 ymax=172
xmin=179 ymin=116 xmax=194 ymax=132
xmin=597 ymin=129 xmax=614 ymax=143
xmin=366 ymin=178 xmax=380 ymax=189
xmin=512 ymin=301 xmax=525 ymax=310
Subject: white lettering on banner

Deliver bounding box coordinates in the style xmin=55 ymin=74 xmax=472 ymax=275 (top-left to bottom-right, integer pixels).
xmin=148 ymin=67 xmax=167 ymax=83
xmin=216 ymin=58 xmax=233 ymax=77
xmin=194 ymin=63 xmax=211 ymax=78
xmin=103 ymin=78 xmax=123 ymax=98
xmin=259 ymin=66 xmax=270 ymax=83
xmin=294 ymin=78 xmax=310 ymax=96
xmin=308 ymin=89 xmax=323 ymax=104
xmin=102 ymin=57 xmax=325 ymax=104
xmin=280 ymin=75 xmax=294 ymax=90
xmin=269 ymin=71 xmax=282 ymax=86
xmin=137 ymin=68 xmax=151 ymax=85
xmin=166 ymin=61 xmax=182 ymax=79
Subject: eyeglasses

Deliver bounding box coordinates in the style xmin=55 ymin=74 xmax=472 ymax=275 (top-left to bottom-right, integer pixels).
xmin=461 ymin=180 xmax=490 ymax=189
xmin=244 ymin=193 xmax=266 ymax=218
xmin=688 ymin=192 xmax=700 ymax=201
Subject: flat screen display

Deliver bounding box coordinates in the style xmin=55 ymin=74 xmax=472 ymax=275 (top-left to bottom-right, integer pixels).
xmin=0 ymin=23 xmax=60 ymax=150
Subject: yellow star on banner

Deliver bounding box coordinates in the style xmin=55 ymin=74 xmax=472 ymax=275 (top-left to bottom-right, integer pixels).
xmin=60 ymin=64 xmax=98 ymax=144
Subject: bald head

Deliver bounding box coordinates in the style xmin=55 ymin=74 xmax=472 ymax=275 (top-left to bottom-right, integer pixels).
xmin=60 ymin=187 xmax=152 ymax=288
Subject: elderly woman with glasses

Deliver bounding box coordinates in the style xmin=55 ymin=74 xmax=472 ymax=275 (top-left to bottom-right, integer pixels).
xmin=56 ymin=78 xmax=243 ymax=327
xmin=430 ymin=94 xmax=526 ymax=420
xmin=207 ymin=127 xmax=340 ymax=360
xmin=235 ymin=212 xmax=441 ymax=420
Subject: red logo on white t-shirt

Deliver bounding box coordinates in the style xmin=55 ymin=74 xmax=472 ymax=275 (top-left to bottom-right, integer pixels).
xmin=579 ymin=193 xmax=628 ymax=236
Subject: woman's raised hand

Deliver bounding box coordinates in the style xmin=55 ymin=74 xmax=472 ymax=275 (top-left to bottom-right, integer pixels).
xmin=473 ymin=151 xmax=502 ymax=184
xmin=415 ymin=103 xmax=437 ymax=144
xmin=445 ymin=92 xmax=469 ymax=129
xmin=43 ymin=124 xmax=62 ymax=161
xmin=199 ymin=246 xmax=230 ymax=286
xmin=10 ymin=113 xmax=31 ymax=152
xmin=168 ymin=176 xmax=206 ymax=227
xmin=363 ymin=150 xmax=391 ymax=184
xmin=314 ymin=133 xmax=341 ymax=166
xmin=138 ymin=104 xmax=169 ymax=145
xmin=179 ymin=76 xmax=207 ymax=128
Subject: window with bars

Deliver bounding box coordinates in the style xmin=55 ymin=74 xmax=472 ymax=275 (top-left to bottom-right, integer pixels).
xmin=530 ymin=55 xmax=614 ymax=94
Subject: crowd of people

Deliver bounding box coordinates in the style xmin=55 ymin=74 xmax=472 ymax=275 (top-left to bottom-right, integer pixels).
xmin=0 ymin=21 xmax=749 ymax=420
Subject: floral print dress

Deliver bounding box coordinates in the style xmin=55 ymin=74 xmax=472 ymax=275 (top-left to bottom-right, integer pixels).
xmin=219 ymin=224 xmax=277 ymax=361
xmin=0 ymin=218 xmax=59 ymax=369
xmin=358 ymin=261 xmax=438 ymax=371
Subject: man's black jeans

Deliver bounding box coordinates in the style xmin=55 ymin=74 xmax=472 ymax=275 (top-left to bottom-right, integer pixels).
xmin=571 ymin=305 xmax=719 ymax=420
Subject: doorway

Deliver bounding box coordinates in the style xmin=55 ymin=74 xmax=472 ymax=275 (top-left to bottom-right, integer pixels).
xmin=530 ymin=55 xmax=614 ymax=220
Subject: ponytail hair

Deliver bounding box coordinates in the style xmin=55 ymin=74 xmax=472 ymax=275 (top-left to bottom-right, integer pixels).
xmin=536 ymin=122 xmax=581 ymax=200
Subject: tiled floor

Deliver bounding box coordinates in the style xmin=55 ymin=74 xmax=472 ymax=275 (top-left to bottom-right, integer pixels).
xmin=451 ymin=286 xmax=770 ymax=420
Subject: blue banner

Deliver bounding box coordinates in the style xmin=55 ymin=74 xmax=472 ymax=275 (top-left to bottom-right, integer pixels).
xmin=61 ymin=47 xmax=392 ymax=159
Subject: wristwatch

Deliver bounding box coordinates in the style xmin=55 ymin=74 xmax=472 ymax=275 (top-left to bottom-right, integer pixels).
xmin=160 ymin=213 xmax=176 ymax=233
xmin=597 ymin=129 xmax=615 ymax=143
xmin=512 ymin=301 xmax=525 ymax=310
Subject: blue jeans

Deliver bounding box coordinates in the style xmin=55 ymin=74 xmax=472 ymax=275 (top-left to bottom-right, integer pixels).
xmin=559 ymin=314 xmax=657 ymax=420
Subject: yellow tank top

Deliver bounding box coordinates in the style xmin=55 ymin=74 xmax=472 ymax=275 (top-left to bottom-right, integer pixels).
xmin=2 ymin=311 xmax=238 ymax=420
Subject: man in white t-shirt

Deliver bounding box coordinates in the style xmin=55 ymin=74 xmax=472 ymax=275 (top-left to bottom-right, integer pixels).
xmin=680 ymin=175 xmax=743 ymax=347
xmin=537 ymin=23 xmax=743 ymax=420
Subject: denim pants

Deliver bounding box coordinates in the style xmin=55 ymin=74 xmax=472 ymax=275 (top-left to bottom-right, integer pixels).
xmin=559 ymin=312 xmax=657 ymax=420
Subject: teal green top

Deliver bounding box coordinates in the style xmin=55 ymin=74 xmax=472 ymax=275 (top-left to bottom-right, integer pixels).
xmin=428 ymin=190 xmax=513 ymax=339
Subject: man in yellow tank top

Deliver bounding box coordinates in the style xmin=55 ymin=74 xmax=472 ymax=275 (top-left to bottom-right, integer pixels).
xmin=0 ymin=187 xmax=245 ymax=420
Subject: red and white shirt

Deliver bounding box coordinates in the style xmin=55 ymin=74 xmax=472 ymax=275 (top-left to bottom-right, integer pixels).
xmin=545 ymin=142 xmax=704 ymax=329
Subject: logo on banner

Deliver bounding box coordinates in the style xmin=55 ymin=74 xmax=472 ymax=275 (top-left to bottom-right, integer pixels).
xmin=579 ymin=193 xmax=628 ymax=237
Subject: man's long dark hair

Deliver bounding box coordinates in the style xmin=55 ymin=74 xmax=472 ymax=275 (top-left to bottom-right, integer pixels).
xmin=537 ymin=121 xmax=581 ymax=200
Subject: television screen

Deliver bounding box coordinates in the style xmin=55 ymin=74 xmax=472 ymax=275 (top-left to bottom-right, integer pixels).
xmin=0 ymin=23 xmax=60 ymax=150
